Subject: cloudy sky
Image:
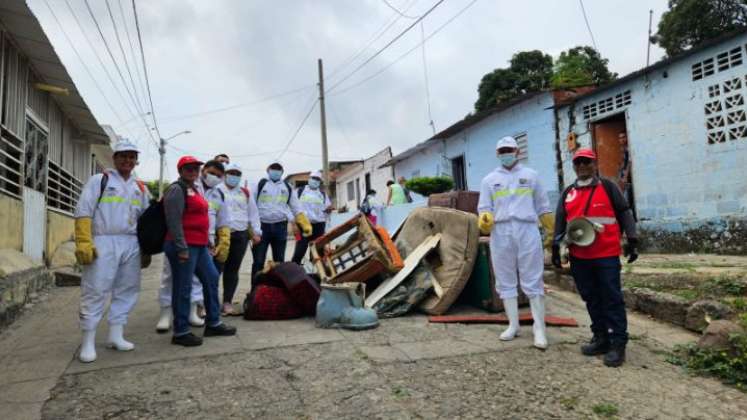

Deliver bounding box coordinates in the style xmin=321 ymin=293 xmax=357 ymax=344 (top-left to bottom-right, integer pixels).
xmin=29 ymin=0 xmax=668 ymax=181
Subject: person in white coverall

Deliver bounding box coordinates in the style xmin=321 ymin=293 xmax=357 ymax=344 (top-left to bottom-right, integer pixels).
xmin=291 ymin=171 xmax=333 ymax=264
xmin=74 ymin=141 xmax=150 ymax=363
xmin=156 ymin=160 xmax=232 ymax=332
xmin=477 ymin=136 xmax=555 ymax=350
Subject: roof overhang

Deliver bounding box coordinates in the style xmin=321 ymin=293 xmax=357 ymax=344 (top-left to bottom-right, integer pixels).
xmin=0 ymin=1 xmax=108 ymax=144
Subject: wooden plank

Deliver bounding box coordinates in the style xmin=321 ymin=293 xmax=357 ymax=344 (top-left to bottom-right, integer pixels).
xmin=427 ymin=314 xmax=579 ymax=327
xmin=365 ymin=233 xmax=441 ymax=308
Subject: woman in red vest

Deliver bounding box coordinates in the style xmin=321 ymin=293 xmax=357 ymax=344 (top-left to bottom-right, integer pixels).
xmin=551 ymin=148 xmax=639 ymax=367
xmin=164 ymin=156 xmax=236 ymax=346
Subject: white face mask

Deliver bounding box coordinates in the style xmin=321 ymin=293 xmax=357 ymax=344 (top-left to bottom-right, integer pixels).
xmin=577 ymin=178 xmax=593 ymax=186
xmin=203 ymin=173 xmax=222 ymax=188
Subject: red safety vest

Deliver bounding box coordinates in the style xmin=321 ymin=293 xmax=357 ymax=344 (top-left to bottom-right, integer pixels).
xmin=166 ymin=186 xmax=210 ymax=246
xmin=564 ymin=183 xmax=621 ymax=259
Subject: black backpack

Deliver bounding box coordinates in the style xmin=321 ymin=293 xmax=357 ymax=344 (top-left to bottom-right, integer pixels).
xmin=137 ymin=180 xmax=188 ymax=255
xmin=257 ymin=178 xmax=292 ymax=204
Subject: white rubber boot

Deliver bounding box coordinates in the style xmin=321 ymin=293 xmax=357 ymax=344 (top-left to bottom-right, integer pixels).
xmin=529 ymin=295 xmax=548 ymax=350
xmin=107 ymin=324 xmax=135 ymax=351
xmin=156 ymin=306 xmax=172 ymax=333
xmin=189 ymin=302 xmax=205 ymax=327
xmin=499 ymin=297 xmax=520 ymax=341
xmin=79 ymin=329 xmax=97 ymax=363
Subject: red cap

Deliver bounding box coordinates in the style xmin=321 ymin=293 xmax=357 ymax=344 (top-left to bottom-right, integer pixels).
xmin=572 ymin=148 xmax=596 ymax=161
xmin=177 ymin=155 xmax=204 ymax=169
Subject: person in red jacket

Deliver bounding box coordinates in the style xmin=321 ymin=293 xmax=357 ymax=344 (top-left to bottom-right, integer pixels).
xmin=163 ymin=156 xmax=236 ymax=347
xmin=551 ymin=148 xmax=639 ymax=367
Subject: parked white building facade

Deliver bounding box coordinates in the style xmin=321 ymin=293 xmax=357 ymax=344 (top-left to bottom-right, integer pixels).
xmin=334 ymin=147 xmax=394 ymax=211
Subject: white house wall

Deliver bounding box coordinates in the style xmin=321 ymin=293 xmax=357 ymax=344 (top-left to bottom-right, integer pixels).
xmin=556 ymin=32 xmax=747 ymax=253
xmin=335 ymin=148 xmax=393 ymax=210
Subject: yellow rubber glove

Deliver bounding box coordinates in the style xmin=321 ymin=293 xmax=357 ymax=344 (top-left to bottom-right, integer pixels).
xmin=74 ymin=217 xmax=97 ymax=265
xmin=214 ymin=226 xmax=231 ymax=263
xmin=478 ymin=212 xmax=494 ymax=235
xmin=295 ymin=213 xmax=313 ymax=237
xmin=539 ymin=212 xmax=556 ymax=249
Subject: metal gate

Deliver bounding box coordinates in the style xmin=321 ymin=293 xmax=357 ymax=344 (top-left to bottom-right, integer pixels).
xmin=23 ymin=186 xmax=46 ymax=262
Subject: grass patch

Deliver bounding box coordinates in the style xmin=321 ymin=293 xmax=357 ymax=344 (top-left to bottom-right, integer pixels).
xmin=391 ymin=386 xmax=410 ymax=398
xmin=668 ymin=333 xmax=747 ymax=392
xmin=646 ymin=261 xmax=696 ymax=272
xmin=591 ymin=402 xmax=619 ymax=418
xmin=624 ymin=275 xmax=746 ymax=303
xmin=560 ymin=396 xmax=579 ymax=411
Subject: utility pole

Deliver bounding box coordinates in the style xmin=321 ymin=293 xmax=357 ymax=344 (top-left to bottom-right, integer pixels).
xmin=318 ymin=58 xmax=330 ymax=190
xmin=646 ymin=9 xmax=654 ymax=67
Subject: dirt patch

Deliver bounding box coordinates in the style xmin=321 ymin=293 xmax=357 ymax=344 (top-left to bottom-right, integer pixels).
xmin=639 ymin=217 xmax=747 ymax=255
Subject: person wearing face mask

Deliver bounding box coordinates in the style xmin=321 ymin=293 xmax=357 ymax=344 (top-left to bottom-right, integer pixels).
xmin=477 ymin=136 xmax=554 ymax=350
xmin=218 ymin=163 xmax=262 ymax=315
xmin=251 ymin=162 xmax=311 ymax=279
xmin=163 ymin=156 xmax=236 ymax=347
xmin=74 ymin=141 xmax=150 ymax=363
xmin=156 ymin=160 xmax=231 ymax=332
xmin=551 ymin=148 xmax=638 ymax=367
xmin=291 ymin=171 xmax=333 ymax=264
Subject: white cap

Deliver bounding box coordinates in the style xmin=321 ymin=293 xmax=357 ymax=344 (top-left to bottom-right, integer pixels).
xmin=113 ymin=140 xmax=139 ymax=154
xmin=225 ymin=163 xmax=242 ymax=173
xmin=310 ymin=170 xmax=322 ymax=179
xmin=496 ymin=136 xmax=518 ymax=150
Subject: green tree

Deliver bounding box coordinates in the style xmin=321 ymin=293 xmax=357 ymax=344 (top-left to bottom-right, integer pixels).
xmin=474 ymin=50 xmax=553 ymax=112
xmin=550 ymin=46 xmax=616 ymax=89
xmin=655 ymin=0 xmax=747 ymax=56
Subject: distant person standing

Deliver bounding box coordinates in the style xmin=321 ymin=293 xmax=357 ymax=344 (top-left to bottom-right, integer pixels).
xmin=398 ymin=176 xmax=413 ymax=203
xmin=386 ymin=180 xmax=407 ymax=206
xmin=292 ymin=171 xmax=332 ymax=264
xmin=360 ymin=189 xmax=382 ymax=225
xmin=617 ymin=133 xmax=634 ymax=211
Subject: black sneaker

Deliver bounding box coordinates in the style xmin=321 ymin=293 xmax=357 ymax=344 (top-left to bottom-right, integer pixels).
xmin=581 ymin=334 xmax=610 ymax=356
xmin=603 ymin=345 xmax=626 ymax=367
xmin=204 ymin=323 xmax=237 ymax=337
xmin=172 ymin=333 xmax=203 ymax=347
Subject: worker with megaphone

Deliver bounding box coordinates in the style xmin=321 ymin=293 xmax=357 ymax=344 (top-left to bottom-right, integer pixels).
xmin=551 ymin=148 xmax=639 ymax=368
xmin=477 ymin=136 xmax=555 ymax=350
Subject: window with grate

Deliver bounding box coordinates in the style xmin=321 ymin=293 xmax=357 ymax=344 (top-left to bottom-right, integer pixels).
xmin=705 ymin=75 xmax=747 ymax=144
xmin=692 ymin=47 xmax=744 ymax=81
xmin=582 ymin=90 xmax=632 ymax=121
xmin=515 ymin=133 xmax=529 ymax=162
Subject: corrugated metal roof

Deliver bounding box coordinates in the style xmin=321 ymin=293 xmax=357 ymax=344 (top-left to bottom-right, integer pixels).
xmin=0 ymin=1 xmax=108 ymax=144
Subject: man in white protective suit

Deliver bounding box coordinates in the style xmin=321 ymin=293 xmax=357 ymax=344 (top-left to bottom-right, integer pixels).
xmin=156 ymin=159 xmax=231 ymax=332
xmin=74 ymin=140 xmax=150 ymax=363
xmin=477 ymin=136 xmax=555 ymax=350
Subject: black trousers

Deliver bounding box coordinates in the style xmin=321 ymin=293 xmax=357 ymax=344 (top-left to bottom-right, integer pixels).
xmin=570 ymin=256 xmax=628 ymax=346
xmin=215 ymin=230 xmax=250 ymax=304
xmin=291 ymin=222 xmax=326 ymax=264
xmin=251 ymin=221 xmax=288 ymax=281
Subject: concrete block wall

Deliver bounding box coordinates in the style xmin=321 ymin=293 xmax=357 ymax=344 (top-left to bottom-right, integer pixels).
xmin=0 ymin=195 xmax=23 ymax=251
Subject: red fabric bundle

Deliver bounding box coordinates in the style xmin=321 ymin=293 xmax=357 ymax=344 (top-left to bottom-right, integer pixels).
xmin=243 ymin=284 xmax=303 ymax=320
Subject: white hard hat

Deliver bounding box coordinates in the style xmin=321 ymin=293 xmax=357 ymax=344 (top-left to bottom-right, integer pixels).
xmin=225 ymin=163 xmax=242 ymax=173
xmin=310 ymin=170 xmax=322 ymax=179
xmin=496 ymin=136 xmax=518 ymax=150
xmin=113 ymin=140 xmax=139 ymax=154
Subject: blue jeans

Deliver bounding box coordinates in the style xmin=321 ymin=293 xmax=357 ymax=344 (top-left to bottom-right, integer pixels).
xmin=251 ymin=221 xmax=288 ymax=281
xmin=164 ymin=241 xmax=221 ymax=336
xmin=570 ymin=256 xmax=628 ymax=346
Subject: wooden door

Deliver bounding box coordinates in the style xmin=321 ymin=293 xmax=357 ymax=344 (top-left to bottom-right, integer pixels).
xmin=592 ymin=119 xmax=626 ymax=183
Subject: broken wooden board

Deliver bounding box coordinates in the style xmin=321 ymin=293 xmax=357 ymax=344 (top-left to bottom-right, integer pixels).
xmin=427 ymin=313 xmax=579 ymax=327
xmin=364 ymin=233 xmax=441 ymax=308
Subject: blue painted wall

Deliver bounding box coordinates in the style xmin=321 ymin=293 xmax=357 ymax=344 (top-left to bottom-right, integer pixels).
xmin=556 ymin=33 xmax=747 ymax=231
xmin=393 ymin=92 xmax=561 ymax=205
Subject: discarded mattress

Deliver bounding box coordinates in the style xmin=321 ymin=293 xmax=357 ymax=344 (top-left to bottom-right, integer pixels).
xmin=396 ymin=207 xmax=479 ymax=315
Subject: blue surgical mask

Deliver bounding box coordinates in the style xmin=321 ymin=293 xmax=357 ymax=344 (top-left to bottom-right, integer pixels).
xmin=308 ymin=179 xmax=321 ymax=189
xmin=499 ymin=153 xmax=518 ymax=167
xmin=268 ymin=169 xmax=283 ymax=182
xmin=225 ymin=174 xmax=241 ymax=188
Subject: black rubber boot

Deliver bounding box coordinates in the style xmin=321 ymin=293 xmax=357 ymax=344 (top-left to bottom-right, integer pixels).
xmin=581 ymin=334 xmax=610 ymax=356
xmin=603 ymin=344 xmax=626 ymax=367
xmin=172 ymin=332 xmax=203 ymax=347
xmin=204 ymin=323 xmax=237 ymax=337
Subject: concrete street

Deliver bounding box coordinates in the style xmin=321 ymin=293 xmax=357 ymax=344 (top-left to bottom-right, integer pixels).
xmin=1 ymin=255 xmax=746 ymax=419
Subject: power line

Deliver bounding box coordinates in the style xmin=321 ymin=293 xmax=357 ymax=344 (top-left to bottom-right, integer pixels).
xmin=380 ymin=0 xmax=419 ymax=19
xmin=327 ymin=0 xmax=446 ymax=93
xmin=420 ymin=21 xmax=435 ymax=134
xmin=131 ymin=0 xmax=162 ymax=141
xmin=276 ymin=98 xmax=319 ymax=162
xmin=104 ymin=0 xmax=147 ymax=114
xmin=83 ymin=0 xmax=156 ymax=147
xmin=117 ymin=0 xmax=149 ymax=113
xmin=63 ymin=0 xmax=139 ymax=127
xmin=578 ymin=0 xmax=598 ymax=51
xmin=327 ymin=0 xmax=420 ymax=80
xmin=331 ymin=0 xmax=479 ymax=96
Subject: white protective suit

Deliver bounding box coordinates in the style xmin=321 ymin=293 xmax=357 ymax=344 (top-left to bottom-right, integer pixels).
xmin=477 ymin=163 xmax=552 ymax=299
xmin=75 ymin=170 xmax=149 ymax=331
xmin=252 ymin=178 xmax=302 ymax=223
xmin=220 ymin=183 xmax=262 ymax=235
xmin=158 ymin=180 xmax=230 ymax=307
xmin=298 ymin=186 xmax=331 ymax=223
